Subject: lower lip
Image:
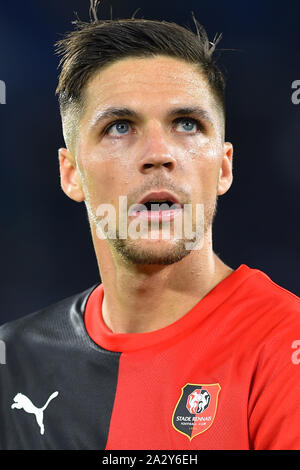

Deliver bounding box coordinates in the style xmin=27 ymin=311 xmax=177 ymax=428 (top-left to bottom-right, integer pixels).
xmin=129 ymin=208 xmax=183 ymax=222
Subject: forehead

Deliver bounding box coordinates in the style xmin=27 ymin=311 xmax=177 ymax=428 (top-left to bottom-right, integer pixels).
xmin=82 ymin=55 xmax=221 ymax=123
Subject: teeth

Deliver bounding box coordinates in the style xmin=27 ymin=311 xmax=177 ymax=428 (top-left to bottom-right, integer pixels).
xmin=144 ymin=201 xmax=180 ymax=211
xmin=146 ymin=200 xmax=169 ymax=204
xmin=146 ymin=201 xmax=169 ymax=209
xmin=128 ymin=201 xmax=182 ymax=215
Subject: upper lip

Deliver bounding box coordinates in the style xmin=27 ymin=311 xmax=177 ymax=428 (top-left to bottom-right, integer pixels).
xmin=138 ymin=191 xmax=182 ymax=207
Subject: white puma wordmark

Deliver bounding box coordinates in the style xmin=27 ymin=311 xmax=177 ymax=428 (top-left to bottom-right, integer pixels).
xmin=11 ymin=391 xmax=59 ymax=435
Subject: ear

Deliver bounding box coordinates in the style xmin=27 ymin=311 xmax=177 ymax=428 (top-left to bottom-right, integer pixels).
xmin=58 ymin=148 xmax=85 ymax=202
xmin=217 ymin=142 xmax=233 ymax=196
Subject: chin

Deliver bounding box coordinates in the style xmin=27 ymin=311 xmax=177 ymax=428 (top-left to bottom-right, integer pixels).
xmin=111 ymin=237 xmax=193 ymax=265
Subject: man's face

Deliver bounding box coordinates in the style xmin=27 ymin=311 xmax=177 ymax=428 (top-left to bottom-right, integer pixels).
xmin=63 ymin=55 xmax=233 ymax=265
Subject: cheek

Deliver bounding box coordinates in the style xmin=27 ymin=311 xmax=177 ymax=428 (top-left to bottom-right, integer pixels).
xmin=186 ymin=137 xmax=222 ymax=168
xmin=185 ymin=140 xmax=222 ymax=197
xmin=185 ymin=136 xmax=221 ymax=162
xmin=77 ymin=153 xmax=123 ymax=204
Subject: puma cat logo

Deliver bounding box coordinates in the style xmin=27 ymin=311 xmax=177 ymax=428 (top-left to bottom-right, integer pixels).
xmin=11 ymin=391 xmax=59 ymax=435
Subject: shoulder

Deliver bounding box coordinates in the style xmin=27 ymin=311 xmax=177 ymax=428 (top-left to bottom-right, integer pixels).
xmin=237 ymin=264 xmax=300 ymax=323
xmin=247 ymin=265 xmax=299 ymax=301
xmin=0 ymin=284 xmax=99 ymax=345
xmin=222 ymin=265 xmax=300 ymax=356
xmin=243 ymin=269 xmax=300 ymax=449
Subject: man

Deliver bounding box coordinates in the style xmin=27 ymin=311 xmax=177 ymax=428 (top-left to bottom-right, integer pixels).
xmin=1 ymin=3 xmax=300 ymax=450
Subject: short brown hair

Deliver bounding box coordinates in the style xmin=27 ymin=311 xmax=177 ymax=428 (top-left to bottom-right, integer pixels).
xmin=54 ymin=2 xmax=225 ymax=152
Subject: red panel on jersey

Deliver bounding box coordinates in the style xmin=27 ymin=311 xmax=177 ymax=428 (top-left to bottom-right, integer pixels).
xmin=84 ymin=264 xmax=300 ymax=450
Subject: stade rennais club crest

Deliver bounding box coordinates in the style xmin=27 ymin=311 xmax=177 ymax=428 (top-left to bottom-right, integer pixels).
xmin=172 ymin=383 xmax=221 ymax=440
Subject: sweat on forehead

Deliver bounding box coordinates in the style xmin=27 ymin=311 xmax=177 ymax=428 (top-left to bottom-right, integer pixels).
xmin=60 ymin=56 xmax=224 ymax=156
xmin=55 ymin=17 xmax=226 ymax=153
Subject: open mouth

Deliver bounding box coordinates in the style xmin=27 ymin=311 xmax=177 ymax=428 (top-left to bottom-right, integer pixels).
xmin=128 ymin=200 xmax=183 ymax=221
xmin=141 ymin=200 xmax=181 ymax=211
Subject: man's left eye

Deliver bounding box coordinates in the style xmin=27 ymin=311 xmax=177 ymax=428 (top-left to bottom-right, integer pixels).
xmin=175 ymin=118 xmax=200 ymax=133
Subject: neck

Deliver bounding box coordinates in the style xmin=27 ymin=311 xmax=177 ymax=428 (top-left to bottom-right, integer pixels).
xmin=92 ymin=229 xmax=233 ymax=334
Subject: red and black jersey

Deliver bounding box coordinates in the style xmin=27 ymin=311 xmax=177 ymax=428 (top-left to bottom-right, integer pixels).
xmin=1 ymin=264 xmax=300 ymax=450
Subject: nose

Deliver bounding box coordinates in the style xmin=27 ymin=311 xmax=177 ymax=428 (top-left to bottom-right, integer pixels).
xmin=137 ymin=122 xmax=177 ymax=173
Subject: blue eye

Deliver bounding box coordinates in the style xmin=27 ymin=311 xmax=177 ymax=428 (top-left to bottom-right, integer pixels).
xmin=107 ymin=121 xmax=130 ymax=136
xmin=176 ymin=118 xmax=199 ymax=133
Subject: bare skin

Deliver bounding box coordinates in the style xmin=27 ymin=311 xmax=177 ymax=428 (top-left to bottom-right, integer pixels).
xmin=58 ymin=56 xmax=234 ymax=334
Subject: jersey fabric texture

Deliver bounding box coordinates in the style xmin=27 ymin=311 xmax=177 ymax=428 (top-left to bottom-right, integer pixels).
xmin=1 ymin=263 xmax=300 ymax=450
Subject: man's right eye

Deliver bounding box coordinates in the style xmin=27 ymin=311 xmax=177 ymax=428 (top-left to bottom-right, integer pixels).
xmin=105 ymin=120 xmax=131 ymax=136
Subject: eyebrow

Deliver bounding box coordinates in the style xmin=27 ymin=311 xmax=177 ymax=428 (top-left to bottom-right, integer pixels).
xmin=168 ymin=107 xmax=214 ymax=126
xmin=88 ymin=107 xmax=138 ymax=132
xmin=88 ymin=106 xmax=214 ymax=132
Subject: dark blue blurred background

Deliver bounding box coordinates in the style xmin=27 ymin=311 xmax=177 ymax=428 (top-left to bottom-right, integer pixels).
xmin=0 ymin=0 xmax=299 ymax=324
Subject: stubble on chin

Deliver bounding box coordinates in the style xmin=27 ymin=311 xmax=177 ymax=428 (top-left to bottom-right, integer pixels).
xmin=109 ymin=198 xmax=218 ymax=266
